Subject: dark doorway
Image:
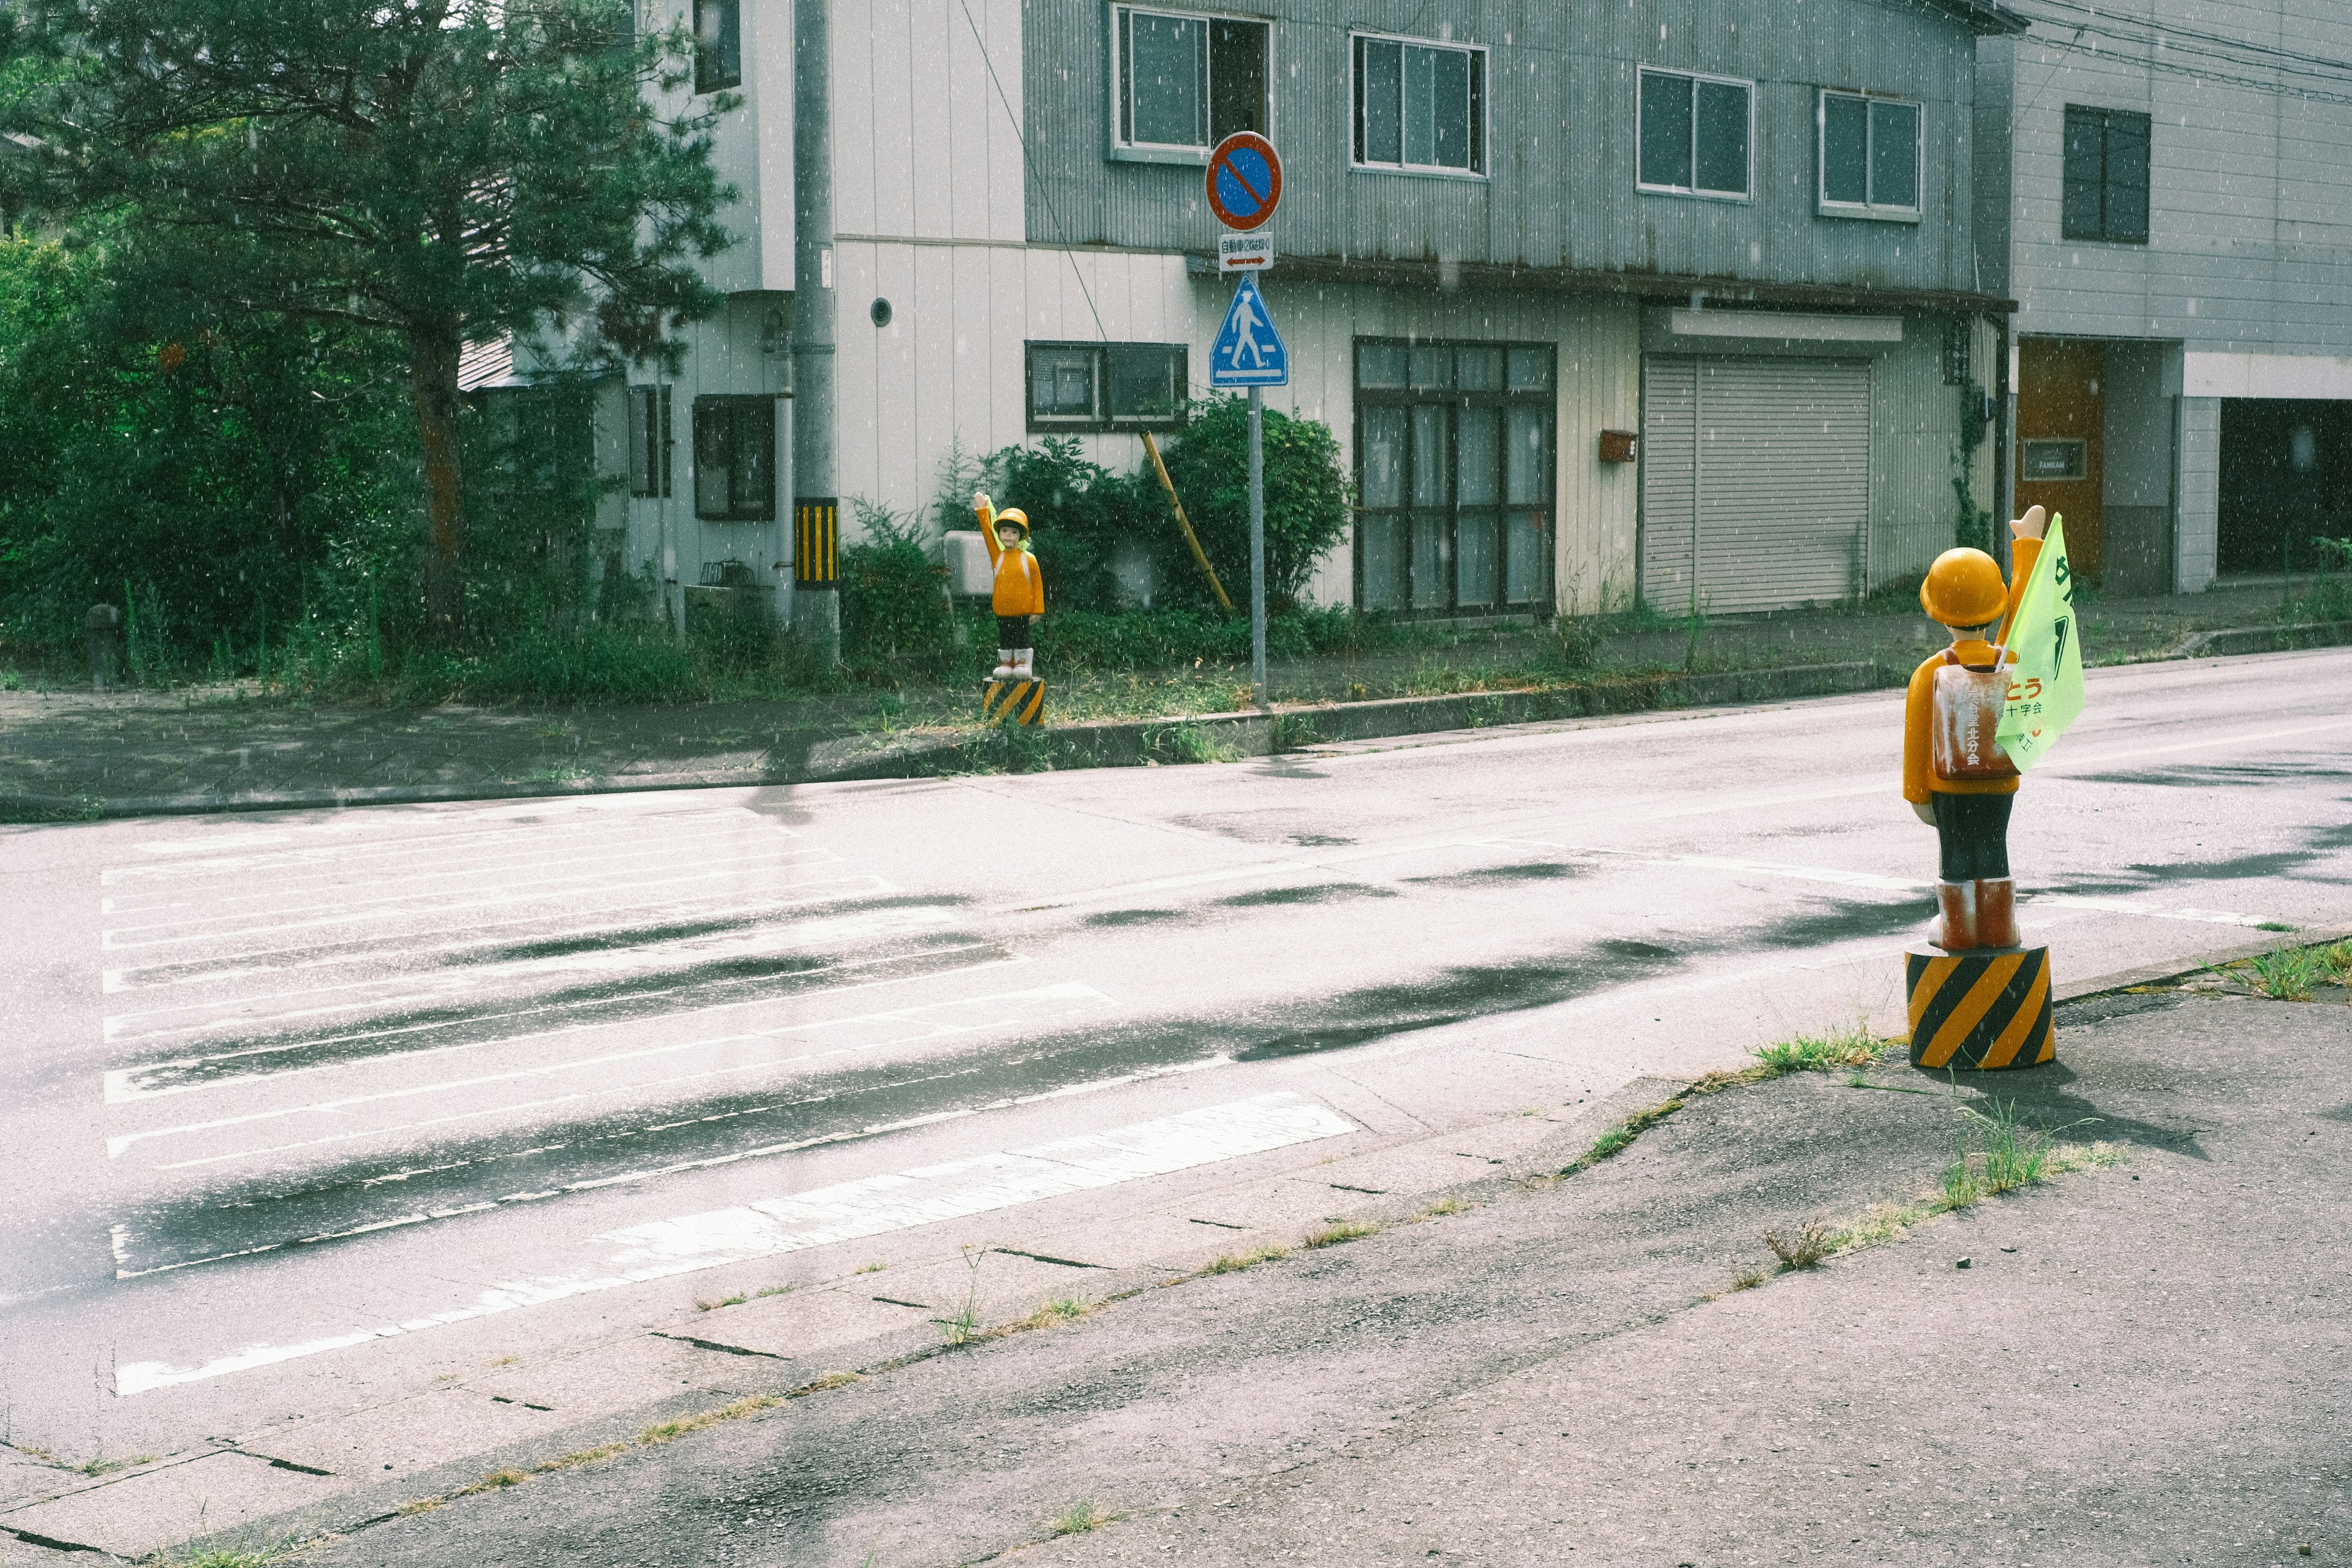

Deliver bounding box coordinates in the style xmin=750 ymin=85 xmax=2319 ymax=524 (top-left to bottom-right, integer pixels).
xmin=2218 ymin=400 xmax=2352 ymax=577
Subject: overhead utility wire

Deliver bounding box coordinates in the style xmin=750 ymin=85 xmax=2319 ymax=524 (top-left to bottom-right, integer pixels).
xmin=2014 ymin=0 xmax=2352 ymax=81
xmin=955 ymin=0 xmax=1112 ymax=347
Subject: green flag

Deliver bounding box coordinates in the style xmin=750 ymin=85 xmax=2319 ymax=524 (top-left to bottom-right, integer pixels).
xmin=1994 ymin=514 xmax=2087 ymax=771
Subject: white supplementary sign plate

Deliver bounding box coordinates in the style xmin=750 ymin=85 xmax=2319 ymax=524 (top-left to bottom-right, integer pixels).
xmin=1218 ymin=234 xmax=1275 ymax=273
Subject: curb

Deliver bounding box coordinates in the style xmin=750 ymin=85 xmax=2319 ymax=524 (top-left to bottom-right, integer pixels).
xmin=4 ymin=621 xmax=2346 ymax=821
xmin=2053 ymin=921 xmax=2352 ymax=1003
xmin=0 ymin=660 xmax=1897 ymax=821
xmin=2164 ymin=617 xmax=2352 ymax=660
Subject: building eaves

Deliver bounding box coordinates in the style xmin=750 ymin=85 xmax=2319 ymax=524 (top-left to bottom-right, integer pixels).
xmin=1185 ymin=254 xmax=2018 ymax=318
xmin=1909 ymin=0 xmax=2032 ymax=36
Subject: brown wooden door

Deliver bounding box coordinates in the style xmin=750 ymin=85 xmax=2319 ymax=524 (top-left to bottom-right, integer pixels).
xmin=2015 ymin=339 xmax=2104 ymax=580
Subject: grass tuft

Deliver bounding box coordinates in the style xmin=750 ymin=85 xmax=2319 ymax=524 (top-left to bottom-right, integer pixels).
xmin=535 ymin=1443 xmax=627 ymax=1473
xmin=638 ymin=1393 xmax=782 ymax=1447
xmin=1200 ymin=1243 xmax=1291 ymax=1275
xmin=1580 ymin=1096 xmax=1684 ymax=1165
xmin=1752 ymin=1021 xmax=1885 ymax=1077
xmin=797 ymin=1371 xmax=865 ymax=1394
xmin=1050 ymin=1500 xmax=1122 ymax=1536
xmin=1764 ymin=1221 xmax=1834 ymax=1272
xmin=2244 ymin=942 xmax=2326 ymax=1001
xmin=936 ymin=1245 xmax=986 ymax=1346
xmin=695 ymin=1292 xmax=747 ymax=1313
xmin=1010 ymin=1297 xmax=1094 ymax=1332
xmin=450 ymin=1468 xmax=530 ymax=1497
xmin=1416 ymin=1196 xmax=1472 ymax=1219
xmin=1300 ymin=1218 xmax=1379 ymax=1249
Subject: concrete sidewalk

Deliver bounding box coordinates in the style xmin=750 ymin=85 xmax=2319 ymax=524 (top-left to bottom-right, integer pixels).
xmin=2 ymin=586 xmax=2345 ymax=820
xmin=62 ymin=966 xmax=2334 ymax=1568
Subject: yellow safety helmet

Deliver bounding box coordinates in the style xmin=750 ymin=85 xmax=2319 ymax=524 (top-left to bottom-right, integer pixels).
xmin=992 ymin=508 xmax=1030 ymax=540
xmin=1920 ymin=548 xmax=2007 ymax=628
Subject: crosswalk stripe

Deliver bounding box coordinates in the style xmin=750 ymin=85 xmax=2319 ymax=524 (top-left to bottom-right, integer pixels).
xmin=111 ymin=1091 xmax=1352 ymax=1395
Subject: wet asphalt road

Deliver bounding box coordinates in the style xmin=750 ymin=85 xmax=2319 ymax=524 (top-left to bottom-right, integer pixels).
xmin=1 ymin=646 xmax=2348 ymax=1461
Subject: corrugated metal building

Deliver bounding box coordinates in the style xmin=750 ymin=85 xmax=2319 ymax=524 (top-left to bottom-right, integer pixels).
xmin=1978 ymin=1 xmax=2352 ymax=594
xmin=605 ymin=0 xmax=2027 ymax=628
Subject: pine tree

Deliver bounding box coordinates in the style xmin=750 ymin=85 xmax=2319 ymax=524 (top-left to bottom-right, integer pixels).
xmin=1 ymin=0 xmax=734 ymax=640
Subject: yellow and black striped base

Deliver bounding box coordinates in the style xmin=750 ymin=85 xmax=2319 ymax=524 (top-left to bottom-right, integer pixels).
xmin=981 ymin=678 xmax=1045 ymax=728
xmin=1905 ymin=945 xmax=2056 ymax=1071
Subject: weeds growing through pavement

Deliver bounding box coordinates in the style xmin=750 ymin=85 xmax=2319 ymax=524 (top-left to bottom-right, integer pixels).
xmin=1050 ymin=1500 xmax=1121 ymax=1536
xmin=2244 ymin=943 xmax=2328 ymax=1001
xmin=1200 ymin=1243 xmax=1291 ymax=1275
xmin=696 ymin=1292 xmax=747 ymax=1312
xmin=936 ymin=1246 xmax=986 ymax=1346
xmin=1011 ymin=1297 xmax=1093 ymax=1332
xmin=639 ymin=1393 xmax=784 ymax=1446
xmin=1417 ymin=1196 xmax=1472 ymax=1219
xmin=1581 ymin=1096 xmax=1684 ymax=1164
xmin=1764 ymin=1222 xmax=1834 ymax=1272
xmin=1752 ymin=1020 xmax=1885 ymax=1076
xmin=1301 ymin=1219 xmax=1379 ymax=1249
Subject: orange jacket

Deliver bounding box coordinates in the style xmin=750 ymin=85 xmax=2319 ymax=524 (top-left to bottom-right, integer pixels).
xmin=976 ymin=499 xmax=1046 ymax=617
xmin=1902 ymin=537 xmax=2041 ymax=802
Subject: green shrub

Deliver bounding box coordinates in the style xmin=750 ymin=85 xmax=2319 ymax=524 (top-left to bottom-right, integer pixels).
xmin=987 ymin=437 xmax=1150 ymax=614
xmin=841 ymin=505 xmax=958 ymax=684
xmin=1148 ymin=396 xmax=1351 ymax=614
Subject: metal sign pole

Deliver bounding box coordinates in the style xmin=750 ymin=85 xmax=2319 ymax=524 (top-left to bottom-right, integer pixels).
xmin=1249 ymin=384 xmax=1266 ymax=707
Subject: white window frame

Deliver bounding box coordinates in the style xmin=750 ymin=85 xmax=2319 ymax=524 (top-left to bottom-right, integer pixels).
xmin=1635 ymin=67 xmax=1754 ymax=202
xmin=1817 ymin=89 xmax=1923 ymax=223
xmin=1348 ymin=30 xmax=1488 ymax=180
xmin=1106 ymin=3 xmax=1270 ymax=165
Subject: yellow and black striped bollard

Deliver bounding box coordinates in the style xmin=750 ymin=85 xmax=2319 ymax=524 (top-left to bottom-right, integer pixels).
xmin=981 ymin=677 xmax=1045 ymax=728
xmin=1905 ymin=944 xmax=2056 ymax=1071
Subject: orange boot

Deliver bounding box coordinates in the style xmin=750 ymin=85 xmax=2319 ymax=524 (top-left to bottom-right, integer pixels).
xmin=1975 ymin=879 xmax=2018 ymax=949
xmin=1934 ymin=881 xmax=1978 ymax=951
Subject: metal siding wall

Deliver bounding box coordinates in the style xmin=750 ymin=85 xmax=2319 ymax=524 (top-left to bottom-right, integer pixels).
xmin=1868 ymin=315 xmax=1959 ymax=589
xmin=1639 ymin=358 xmax=1698 ymax=610
xmin=1557 ymin=301 xmax=1644 ymax=614
xmin=2005 ymin=1 xmax=2352 ymax=355
xmin=1022 ymin=0 xmax=1983 ymax=298
xmin=2177 ymin=396 xmax=2221 ymax=591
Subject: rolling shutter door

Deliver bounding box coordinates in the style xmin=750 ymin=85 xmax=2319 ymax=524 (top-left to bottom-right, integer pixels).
xmin=1638 ymin=358 xmax=1698 ymax=608
xmin=1639 ymin=357 xmax=1871 ymax=614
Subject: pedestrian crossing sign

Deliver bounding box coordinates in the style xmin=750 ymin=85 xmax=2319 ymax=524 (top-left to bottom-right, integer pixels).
xmin=1208 ymin=274 xmax=1288 ymax=388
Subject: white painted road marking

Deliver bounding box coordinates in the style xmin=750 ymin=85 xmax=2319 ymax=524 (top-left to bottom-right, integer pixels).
xmin=112 ymin=1091 xmax=1355 ymax=1394
xmin=106 ymin=974 xmax=1105 ymax=1156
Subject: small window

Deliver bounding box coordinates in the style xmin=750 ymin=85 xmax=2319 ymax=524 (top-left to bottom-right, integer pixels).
xmin=1638 ymin=68 xmax=1751 ymax=198
xmin=1025 ymin=342 xmax=1187 ymax=431
xmin=1352 ymin=34 xmax=1485 ymax=175
xmin=695 ymin=0 xmax=741 ymax=94
xmin=2021 ymin=439 xmax=2087 ymax=481
xmin=627 ymin=385 xmax=673 ymax=499
xmin=1819 ymin=91 xmax=1920 ymax=216
xmin=2063 ymin=105 xmax=2150 ymax=243
xmin=693 ymin=395 xmax=774 ymax=521
xmin=1112 ymin=7 xmax=1266 ymax=153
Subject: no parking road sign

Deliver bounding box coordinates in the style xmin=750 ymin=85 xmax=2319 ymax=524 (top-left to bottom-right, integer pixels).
xmin=1206 ymin=132 xmax=1282 ymax=232
xmin=1209 ymin=273 xmax=1287 ymax=388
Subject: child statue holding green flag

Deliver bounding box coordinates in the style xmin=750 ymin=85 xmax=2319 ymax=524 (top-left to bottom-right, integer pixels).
xmin=1902 ymin=503 xmax=2084 ymax=951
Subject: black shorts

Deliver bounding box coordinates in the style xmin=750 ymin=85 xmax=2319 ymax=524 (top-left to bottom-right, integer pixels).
xmin=996 ymin=614 xmax=1035 ymax=647
xmin=1931 ymin=791 xmax=2013 ymax=882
